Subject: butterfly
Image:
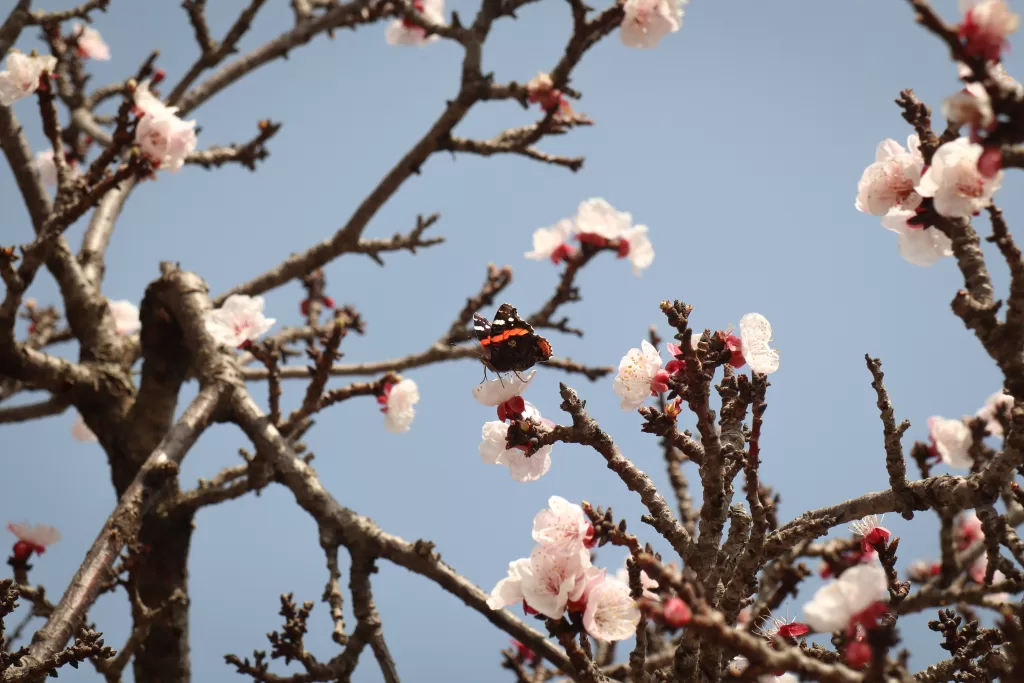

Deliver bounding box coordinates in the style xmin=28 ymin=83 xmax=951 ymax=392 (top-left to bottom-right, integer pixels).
xmin=473 ymin=303 xmax=553 ymax=375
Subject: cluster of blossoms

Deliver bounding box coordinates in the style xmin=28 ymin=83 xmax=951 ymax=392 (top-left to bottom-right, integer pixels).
xmin=132 ymin=80 xmax=198 ymax=173
xmin=526 ymin=198 xmax=654 ymax=276
xmin=201 ymin=294 xmax=420 ymax=433
xmin=613 ymin=314 xmax=779 ymax=412
xmin=487 ymin=497 xmax=643 ymax=642
xmin=7 ymin=522 xmax=61 ymax=560
xmin=926 ymin=390 xmax=1014 ymax=468
xmin=385 ymin=0 xmax=685 ymax=49
xmin=855 ymin=2 xmax=1021 ymax=266
xmin=475 ymin=371 xmax=554 ymax=482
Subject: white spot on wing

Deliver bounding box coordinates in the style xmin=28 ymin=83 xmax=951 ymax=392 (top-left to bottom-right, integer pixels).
xmin=493 ymin=319 xmax=506 ymax=325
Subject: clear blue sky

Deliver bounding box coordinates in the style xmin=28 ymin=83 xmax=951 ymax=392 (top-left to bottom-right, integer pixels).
xmin=3 ymin=0 xmax=1021 ymax=680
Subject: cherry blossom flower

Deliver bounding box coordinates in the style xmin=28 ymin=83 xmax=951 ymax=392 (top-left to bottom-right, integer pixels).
xmin=621 ymin=225 xmax=655 ymax=275
xmin=957 ymin=511 xmax=985 ymax=550
xmin=526 ymin=219 xmax=577 ymax=264
xmin=7 ymin=522 xmax=61 ymax=560
xmin=977 ymin=390 xmax=1013 ymax=436
xmin=35 ymin=149 xmax=82 ymax=187
xmin=487 ymin=545 xmax=597 ymax=619
xmin=916 ymin=137 xmax=1003 ymax=217
xmin=620 ymin=0 xmax=686 ymax=48
xmin=72 ymin=24 xmax=111 ymax=60
xmin=526 ymin=73 xmax=572 ymax=116
xmin=959 ymin=0 xmax=1020 ymax=62
xmin=613 ymin=340 xmax=666 ymax=410
xmin=802 ymin=564 xmax=888 ymax=633
xmin=576 ymin=198 xmax=633 ymax=242
xmin=473 ymin=370 xmax=535 ymax=421
xmin=107 ymin=299 xmax=141 ymax=336
xmin=380 ymin=379 xmax=419 ymax=433
xmin=943 ymin=82 xmax=995 ymax=138
xmin=614 ymin=566 xmax=659 ymax=600
xmin=479 ymin=402 xmax=553 ymax=482
xmin=583 ymin=576 xmax=641 ymax=641
xmin=203 ymin=294 xmax=276 ymax=349
xmin=661 ymin=596 xmax=692 ymax=627
xmin=386 ymin=0 xmax=445 ymax=46
xmin=0 ymin=50 xmax=57 ymax=106
xmin=928 ymin=416 xmax=973 ymax=468
xmin=738 ymin=313 xmax=779 ymax=375
xmin=879 ymin=209 xmax=954 ymax=267
xmin=532 ymin=496 xmax=595 ymax=551
xmin=132 ymin=79 xmax=197 ymax=173
xmin=855 ymin=136 xmax=924 ymax=216
xmin=850 ymin=515 xmax=891 ymax=554
xmin=72 ymin=412 xmax=98 ymax=443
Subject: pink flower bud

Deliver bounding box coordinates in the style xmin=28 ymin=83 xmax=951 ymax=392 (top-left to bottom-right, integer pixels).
xmin=662 ymin=597 xmax=691 ymax=626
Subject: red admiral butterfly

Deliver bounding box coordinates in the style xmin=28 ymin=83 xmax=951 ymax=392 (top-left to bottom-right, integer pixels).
xmin=473 ymin=303 xmax=553 ymax=374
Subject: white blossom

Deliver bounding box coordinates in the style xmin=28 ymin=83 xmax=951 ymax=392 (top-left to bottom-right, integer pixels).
xmin=802 ymin=564 xmax=888 ymax=633
xmin=72 ymin=24 xmax=111 ymax=60
xmin=880 ymin=209 xmax=954 ymax=267
xmin=72 ymin=412 xmax=97 ymax=443
xmin=384 ymin=379 xmax=420 ymax=433
xmin=613 ymin=340 xmax=663 ymax=411
xmin=136 ymin=107 xmax=198 ymax=173
xmin=526 ymin=219 xmax=576 ymax=262
xmin=582 ymin=576 xmax=641 ymax=641
xmin=532 ymin=496 xmax=590 ymax=551
xmin=622 ymin=225 xmax=655 ymax=276
xmin=739 ymin=313 xmax=779 ymax=375
xmin=385 ymin=0 xmax=445 ymax=46
xmin=472 ymin=370 xmax=534 ymax=406
xmin=620 ymin=0 xmax=686 ymax=48
xmin=575 ymin=198 xmax=633 ymax=240
xmin=203 ymin=294 xmax=276 ymax=348
xmin=916 ymin=137 xmax=1003 ymax=218
xmin=943 ymin=82 xmax=994 ymax=131
xmin=0 ymin=50 xmax=57 ymax=106
xmin=487 ymin=545 xmax=597 ymax=619
xmin=479 ymin=402 xmax=552 ymax=482
xmin=928 ymin=416 xmax=973 ymax=468
xmin=108 ymin=299 xmax=141 ymax=336
xmin=976 ymin=390 xmax=1013 ymax=436
xmin=7 ymin=522 xmax=61 ymax=551
xmin=855 ymin=136 xmax=924 ymax=216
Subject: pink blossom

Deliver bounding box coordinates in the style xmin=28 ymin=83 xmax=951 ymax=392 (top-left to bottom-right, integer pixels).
xmin=381 ymin=379 xmax=420 ymax=433
xmin=916 ymin=137 xmax=1003 ymax=217
xmin=133 ymin=80 xmax=174 ymax=118
xmin=8 ymin=522 xmax=61 ymax=559
xmin=0 ymin=50 xmax=57 ymax=106
xmin=108 ymin=299 xmax=141 ymax=336
xmin=739 ymin=313 xmax=779 ymax=375
xmin=976 ymin=390 xmax=1013 ymax=436
xmin=72 ymin=24 xmax=111 ymax=61
xmin=613 ymin=340 xmax=665 ymax=410
xmin=928 ymin=416 xmax=973 ymax=468
xmin=533 ymin=496 xmax=595 ymax=552
xmin=849 ymin=515 xmax=891 ymax=554
xmin=855 ymin=136 xmax=924 ymax=216
xmin=386 ymin=0 xmax=445 ymax=46
xmin=487 ymin=545 xmax=597 ymax=619
xmin=802 ymin=564 xmax=888 ymax=633
xmin=526 ymin=72 xmax=572 ymax=116
xmin=136 ymin=107 xmax=198 ymax=173
xmin=583 ymin=575 xmax=641 ymax=641
xmin=203 ymin=294 xmax=277 ymax=349
xmin=620 ymin=0 xmax=686 ymax=48
xmin=942 ymin=82 xmax=995 ymax=137
xmin=957 ymin=511 xmax=985 ymax=549
xmin=34 ymin=150 xmax=81 ymax=187
xmin=959 ymin=0 xmax=1020 ymax=62
xmin=479 ymin=402 xmax=553 ymax=482
xmin=879 ymin=209 xmax=954 ymax=267
xmin=72 ymin=412 xmax=98 ymax=443
xmin=526 ymin=219 xmax=577 ymax=264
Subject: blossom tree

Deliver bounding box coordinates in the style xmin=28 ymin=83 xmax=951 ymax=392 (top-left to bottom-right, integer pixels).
xmin=3 ymin=0 xmax=1024 ymax=682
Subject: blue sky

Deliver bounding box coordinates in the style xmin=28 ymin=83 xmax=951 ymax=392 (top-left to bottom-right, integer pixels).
xmin=2 ymin=0 xmax=1021 ymax=680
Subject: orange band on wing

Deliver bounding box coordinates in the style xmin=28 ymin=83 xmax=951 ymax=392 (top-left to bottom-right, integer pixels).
xmin=487 ymin=328 xmax=530 ymax=344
